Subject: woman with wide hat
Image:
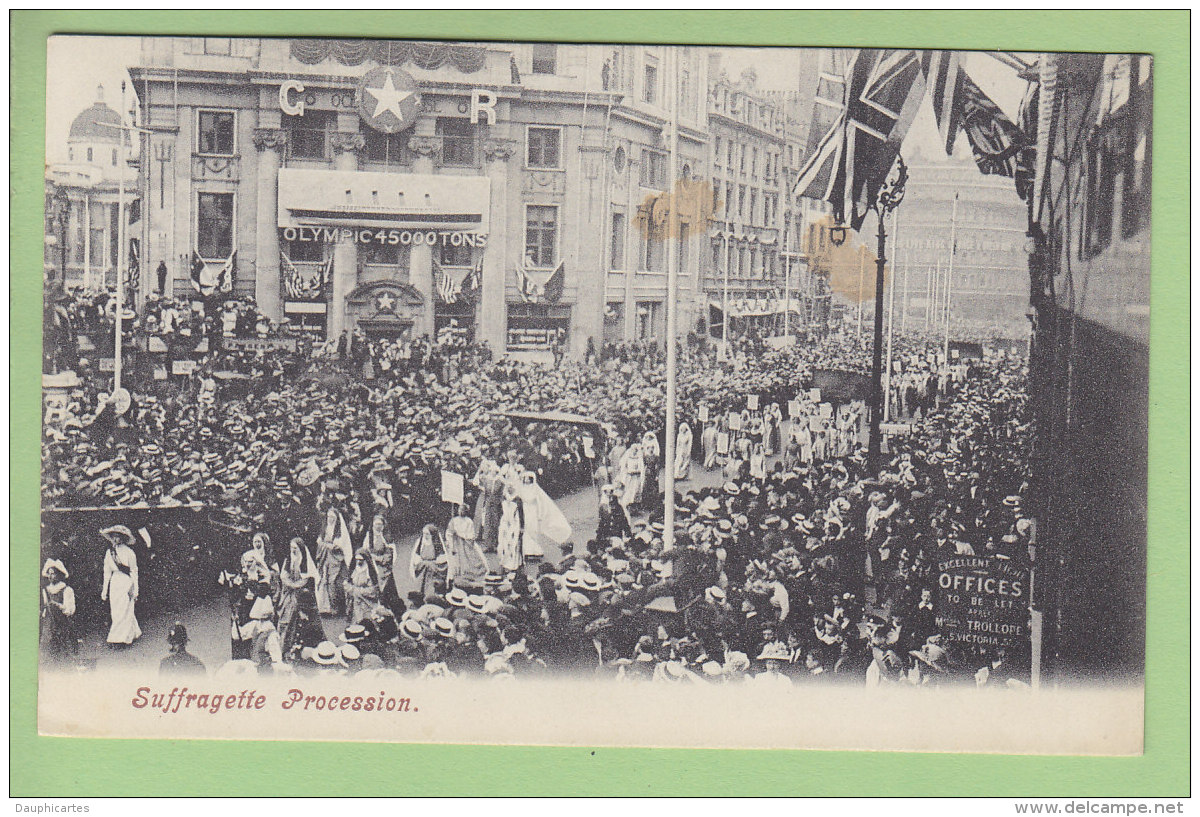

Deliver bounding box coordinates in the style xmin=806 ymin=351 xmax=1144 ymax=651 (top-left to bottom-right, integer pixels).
xmin=40 ymin=558 xmax=78 ymax=664
xmin=100 ymin=525 xmax=141 ymax=645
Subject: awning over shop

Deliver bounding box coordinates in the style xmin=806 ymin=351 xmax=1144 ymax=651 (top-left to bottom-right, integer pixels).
xmin=278 ymin=168 xmax=490 ymax=231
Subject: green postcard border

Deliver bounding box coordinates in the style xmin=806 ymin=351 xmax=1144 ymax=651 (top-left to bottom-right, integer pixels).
xmin=10 ymin=10 xmax=1189 ymax=797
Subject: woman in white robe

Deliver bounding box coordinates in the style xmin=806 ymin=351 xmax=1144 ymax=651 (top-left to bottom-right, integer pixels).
xmin=674 ymin=422 xmax=693 ymax=481
xmin=100 ymin=525 xmax=141 ymax=645
xmin=616 ymin=443 xmax=644 ymax=511
xmin=314 ymin=507 xmax=352 ymax=616
xmin=445 ymin=506 xmax=489 ymax=589
xmin=749 ymin=443 xmax=767 ymax=482
xmin=497 ymin=484 xmax=525 ymax=574
xmin=700 ymin=423 xmax=718 ymax=470
xmin=409 ymin=524 xmax=446 ymax=600
xmin=517 ymin=470 xmax=572 ymax=560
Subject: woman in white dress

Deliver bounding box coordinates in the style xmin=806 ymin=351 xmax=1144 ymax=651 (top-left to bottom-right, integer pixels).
xmin=616 ymin=443 xmax=644 ymax=511
xmin=700 ymin=422 xmax=718 ymax=470
xmin=497 ymin=484 xmax=525 ymax=574
xmin=100 ymin=525 xmax=141 ymax=645
xmin=749 ymin=442 xmax=767 ymax=482
xmin=674 ymin=422 xmax=693 ymax=481
xmin=445 ymin=505 xmax=489 ymax=589
xmin=517 ymin=470 xmax=572 ymax=560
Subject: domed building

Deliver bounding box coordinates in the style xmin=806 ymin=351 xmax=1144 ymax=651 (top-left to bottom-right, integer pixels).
xmin=45 ymin=84 xmax=141 ymax=292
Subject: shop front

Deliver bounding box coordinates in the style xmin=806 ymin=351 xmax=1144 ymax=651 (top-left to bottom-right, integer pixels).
xmin=506 ymin=303 xmax=571 ymax=352
xmin=277 ymin=168 xmax=490 ymax=341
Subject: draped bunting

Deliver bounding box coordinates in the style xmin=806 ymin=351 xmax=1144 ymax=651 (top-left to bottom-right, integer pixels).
xmin=289 ymin=40 xmax=486 ymax=73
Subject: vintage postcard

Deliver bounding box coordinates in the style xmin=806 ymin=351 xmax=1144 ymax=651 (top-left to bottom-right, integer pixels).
xmin=36 ymin=32 xmax=1149 ymax=755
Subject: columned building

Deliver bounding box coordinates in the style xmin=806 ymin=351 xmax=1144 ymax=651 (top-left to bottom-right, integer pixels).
xmin=129 ymin=37 xmax=708 ymax=357
xmin=45 ymin=85 xmax=141 ymax=293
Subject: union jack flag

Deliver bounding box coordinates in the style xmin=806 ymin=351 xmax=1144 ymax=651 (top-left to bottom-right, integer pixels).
xmin=921 ymin=50 xmax=1026 ymax=178
xmin=795 ymin=49 xmax=925 ymax=230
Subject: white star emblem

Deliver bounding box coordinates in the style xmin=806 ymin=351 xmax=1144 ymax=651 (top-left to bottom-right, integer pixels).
xmin=366 ymin=72 xmax=415 ymax=124
xmin=375 ymin=293 xmax=396 ymax=313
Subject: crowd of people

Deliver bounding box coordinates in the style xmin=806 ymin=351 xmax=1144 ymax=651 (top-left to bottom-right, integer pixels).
xmin=41 ymin=313 xmax=1033 ymax=690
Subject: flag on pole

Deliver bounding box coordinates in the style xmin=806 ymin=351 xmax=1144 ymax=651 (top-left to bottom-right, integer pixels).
xmin=921 ymin=51 xmax=1026 ymax=177
xmin=321 ymin=254 xmax=334 ymax=290
xmin=794 ymin=49 xmax=926 ymax=230
xmin=190 ymin=250 xmax=210 ymax=294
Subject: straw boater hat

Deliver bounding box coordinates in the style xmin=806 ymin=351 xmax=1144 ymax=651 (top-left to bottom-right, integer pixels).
xmin=41 ymin=558 xmax=69 ymax=579
xmin=313 ymin=641 xmax=346 ymax=667
xmin=100 ymin=525 xmax=134 ymax=546
xmin=756 ymin=642 xmax=790 ymax=662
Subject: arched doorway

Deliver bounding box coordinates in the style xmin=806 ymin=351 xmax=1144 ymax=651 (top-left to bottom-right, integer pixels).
xmin=345 ymin=281 xmax=424 ymax=339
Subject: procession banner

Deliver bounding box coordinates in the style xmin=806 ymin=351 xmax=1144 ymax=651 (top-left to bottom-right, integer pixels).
xmin=728 ymin=412 xmax=742 ymax=431
xmin=819 ymin=402 xmax=833 ymax=418
xmin=697 ymin=404 xmax=709 ymax=423
xmin=934 ymin=555 xmax=1031 ymax=652
xmin=809 ymin=416 xmax=825 ymax=431
xmin=787 ymin=400 xmax=801 ymax=418
xmin=581 ymin=435 xmax=595 ymax=459
xmin=747 ymin=394 xmax=759 ymax=411
xmin=440 ymin=470 xmax=465 ymax=506
xmin=808 ymin=388 xmax=821 ymax=402
xmin=147 ymin=336 xmax=168 ymax=353
xmin=172 ymin=360 xmax=197 ymax=375
xmin=716 ymin=432 xmax=730 ymax=455
xmin=222 ymin=337 xmax=299 ymax=352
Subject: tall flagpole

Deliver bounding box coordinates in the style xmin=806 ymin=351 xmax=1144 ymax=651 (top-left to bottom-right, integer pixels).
xmin=663 ymin=47 xmax=680 ymax=550
xmin=857 ymin=246 xmax=865 ymax=341
xmin=943 ymin=192 xmax=959 ymax=365
xmin=95 ymin=82 xmax=153 ymax=397
xmin=883 ymin=207 xmax=898 ymax=421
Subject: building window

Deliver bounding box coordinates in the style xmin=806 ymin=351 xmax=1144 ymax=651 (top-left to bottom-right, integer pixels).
xmin=714 ymin=137 xmax=722 ymax=168
xmin=284 ymin=110 xmax=333 ymax=161
xmin=362 ymin=129 xmax=412 ymax=166
xmin=436 ymin=118 xmax=477 ymax=167
xmin=196 ymin=192 xmax=234 ymax=259
xmin=637 ymin=211 xmax=665 ymax=272
xmin=748 ymin=190 xmax=757 ymax=224
xmin=643 ymin=60 xmax=658 ymax=104
xmin=197 ymin=110 xmax=236 ymax=156
xmin=531 ymin=43 xmax=557 ymax=74
xmin=737 ymin=186 xmax=746 ymax=219
xmin=361 ymin=240 xmax=412 ymax=271
xmin=751 ymin=147 xmax=758 ymax=178
xmin=439 ymin=242 xmax=472 ymax=267
xmin=613 ymin=145 xmax=627 ymax=173
xmin=86 ymin=147 xmax=93 ymax=163
xmin=527 ymin=126 xmax=562 ymax=169
xmin=679 ymin=222 xmax=690 ymax=274
xmin=112 ymin=149 xmax=118 ymax=166
xmin=640 ymin=149 xmax=667 ymax=189
xmin=679 ymin=68 xmax=691 ymax=115
xmin=203 ymin=37 xmax=232 ymax=56
xmin=725 ymin=182 xmax=734 ymax=218
xmin=525 ymin=205 xmax=558 ymax=267
xmin=726 ymin=140 xmax=733 ymax=168
xmin=610 ymin=212 xmax=626 ymax=269
xmin=285 ymin=238 xmax=324 ymax=263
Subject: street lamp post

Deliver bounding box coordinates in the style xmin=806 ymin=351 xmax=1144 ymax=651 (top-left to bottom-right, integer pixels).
xmin=867 ymin=156 xmax=908 ymax=474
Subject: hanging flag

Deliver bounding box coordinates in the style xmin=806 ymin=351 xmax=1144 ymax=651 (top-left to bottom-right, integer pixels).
xmin=921 ymin=51 xmax=1027 ymax=178
xmin=125 ymin=238 xmax=140 ymax=303
xmin=190 ymin=250 xmax=213 ymax=294
xmin=542 ymin=261 xmax=565 ymax=303
xmin=515 ymin=257 xmax=537 ymax=303
xmin=216 ymin=250 xmax=237 ymax=293
xmin=460 ymin=255 xmax=483 ymax=302
xmin=795 ymin=49 xmax=926 ymax=230
xmin=321 ymin=254 xmax=334 ymax=289
xmin=282 ymin=251 xmax=326 ymax=300
xmin=434 ymin=259 xmax=460 ymax=304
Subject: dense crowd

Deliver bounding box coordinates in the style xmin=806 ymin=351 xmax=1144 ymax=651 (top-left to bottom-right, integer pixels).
xmin=41 ymin=319 xmax=1033 ymax=689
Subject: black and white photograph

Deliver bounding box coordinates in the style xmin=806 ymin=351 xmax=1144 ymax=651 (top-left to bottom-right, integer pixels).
xmin=38 ymin=34 xmax=1150 ymax=753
